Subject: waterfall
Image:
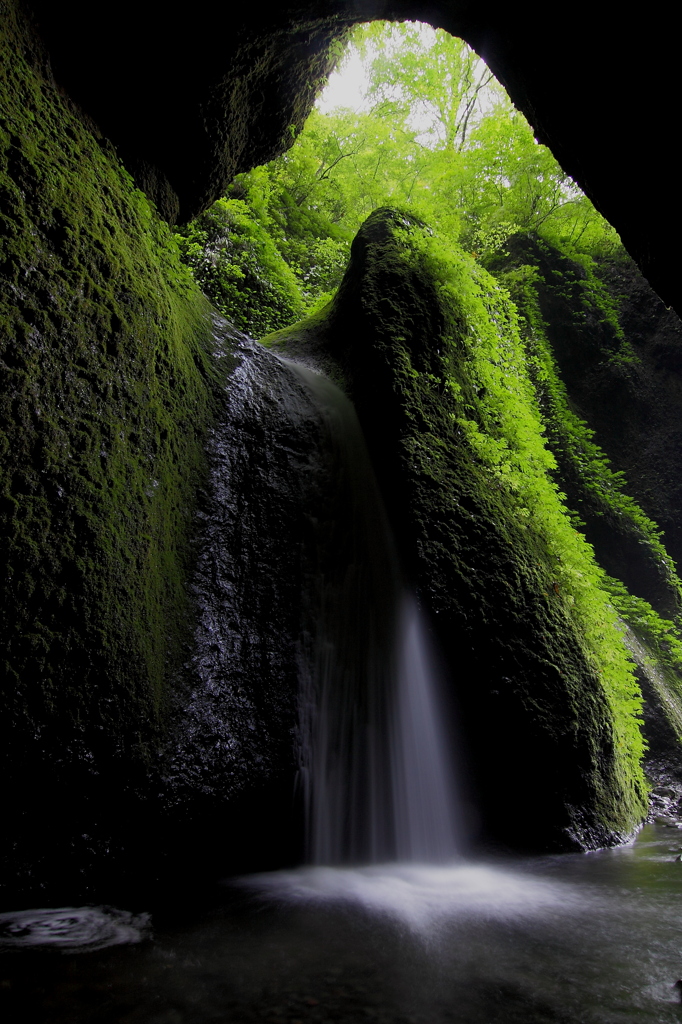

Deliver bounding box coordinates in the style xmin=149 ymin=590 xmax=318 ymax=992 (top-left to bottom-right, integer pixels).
xmin=286 ymin=361 xmax=460 ymax=865
xmin=391 ymin=594 xmax=459 ymax=861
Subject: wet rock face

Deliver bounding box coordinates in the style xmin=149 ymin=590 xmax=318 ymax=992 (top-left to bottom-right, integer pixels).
xmin=22 ymin=1 xmax=682 ymax=313
xmin=159 ymin=320 xmax=329 ymax=864
xmin=0 ymin=308 xmax=365 ymax=894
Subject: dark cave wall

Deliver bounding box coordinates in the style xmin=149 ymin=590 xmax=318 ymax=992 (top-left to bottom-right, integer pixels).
xmin=0 ymin=1 xmax=221 ymax=894
xmin=20 ymin=0 xmax=352 ymax=223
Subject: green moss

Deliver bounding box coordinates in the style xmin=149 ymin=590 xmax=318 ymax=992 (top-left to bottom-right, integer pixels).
xmin=501 ymin=261 xmax=679 ymax=575
xmin=493 ymin=254 xmax=682 ymax=716
xmin=270 ymin=209 xmax=648 ymax=845
xmin=405 ymin=224 xmax=645 ymax=793
xmin=0 ymin=6 xmax=221 ymax=774
xmin=175 ymin=165 xmax=354 ymax=338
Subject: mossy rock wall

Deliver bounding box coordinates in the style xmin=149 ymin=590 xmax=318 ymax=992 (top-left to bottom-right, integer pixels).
xmin=270 ymin=209 xmax=648 ymax=852
xmin=0 ymin=2 xmax=220 ymax=896
xmin=493 ymin=235 xmax=682 ymax=613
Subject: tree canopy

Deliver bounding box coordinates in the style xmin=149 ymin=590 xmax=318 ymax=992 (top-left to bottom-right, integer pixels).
xmin=177 ymin=21 xmax=623 ymax=324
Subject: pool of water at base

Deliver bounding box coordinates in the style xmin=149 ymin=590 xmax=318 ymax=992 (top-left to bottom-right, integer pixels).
xmin=3 ymin=824 xmax=682 ymax=1024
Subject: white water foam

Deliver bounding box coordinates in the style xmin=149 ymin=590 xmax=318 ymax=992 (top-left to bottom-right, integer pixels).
xmin=240 ymin=860 xmax=585 ymax=934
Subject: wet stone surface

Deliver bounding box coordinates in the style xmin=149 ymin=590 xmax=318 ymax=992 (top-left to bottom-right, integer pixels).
xmin=649 ymin=781 xmax=682 ymax=827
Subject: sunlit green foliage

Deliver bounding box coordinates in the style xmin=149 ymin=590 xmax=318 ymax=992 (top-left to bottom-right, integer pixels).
xmin=605 ymin=578 xmax=682 ymax=676
xmin=262 ymin=22 xmax=620 ymax=262
xmin=175 ymin=196 xmax=306 ymax=336
xmin=502 ymin=263 xmax=675 ymax=566
xmin=497 ymin=256 xmax=682 ymax=687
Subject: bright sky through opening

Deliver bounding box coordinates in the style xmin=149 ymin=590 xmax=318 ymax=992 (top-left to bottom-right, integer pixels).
xmin=316 ymin=23 xmax=501 ymax=147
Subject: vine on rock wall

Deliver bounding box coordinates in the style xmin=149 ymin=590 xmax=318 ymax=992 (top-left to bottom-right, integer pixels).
xmin=492 ymin=246 xmax=682 ymax=686
xmin=409 ymin=222 xmax=647 ymax=781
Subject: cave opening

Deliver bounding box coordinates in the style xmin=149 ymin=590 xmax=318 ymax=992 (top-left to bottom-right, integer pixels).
xmin=176 ymin=20 xmax=623 ymax=341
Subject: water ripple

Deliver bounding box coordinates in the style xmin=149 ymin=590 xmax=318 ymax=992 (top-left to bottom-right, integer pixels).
xmin=0 ymin=906 xmax=151 ymax=951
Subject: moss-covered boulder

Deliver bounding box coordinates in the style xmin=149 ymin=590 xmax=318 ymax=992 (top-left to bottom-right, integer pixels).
xmin=270 ymin=208 xmax=649 ymax=851
xmin=175 ymin=196 xmax=307 ymax=336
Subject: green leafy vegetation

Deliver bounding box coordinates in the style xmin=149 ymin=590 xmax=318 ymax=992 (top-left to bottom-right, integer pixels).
xmin=177 ymin=22 xmax=622 ymax=336
xmin=493 ymin=246 xmax=682 ymax=691
xmin=604 ymin=578 xmax=682 ymax=676
xmin=175 ymin=164 xmax=353 ymax=331
xmin=408 ymin=224 xmax=646 ymax=779
xmin=176 ymin=195 xmax=306 ymax=337
xmin=501 ymin=262 xmax=678 ymax=576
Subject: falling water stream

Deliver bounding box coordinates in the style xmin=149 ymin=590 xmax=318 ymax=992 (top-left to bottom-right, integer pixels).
xmin=289 ymin=362 xmax=459 ymax=866
xmin=3 ymin=359 xmax=682 ymax=1022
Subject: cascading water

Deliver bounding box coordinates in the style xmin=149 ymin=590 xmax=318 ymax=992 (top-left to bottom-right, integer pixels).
xmin=286 ymin=361 xmax=459 ymax=865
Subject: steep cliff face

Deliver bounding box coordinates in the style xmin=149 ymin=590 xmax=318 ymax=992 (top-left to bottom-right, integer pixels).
xmin=492 ymin=236 xmax=682 ymax=590
xmin=0 ymin=3 xmax=221 ymax=895
xmin=486 ymin=236 xmax=682 ymax=787
xmin=270 ymin=209 xmax=649 ymax=852
xmin=158 ymin=318 xmax=355 ymax=874
xmin=586 ymin=258 xmax=682 ymax=572
xmin=486 ymin=237 xmax=682 ymax=621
